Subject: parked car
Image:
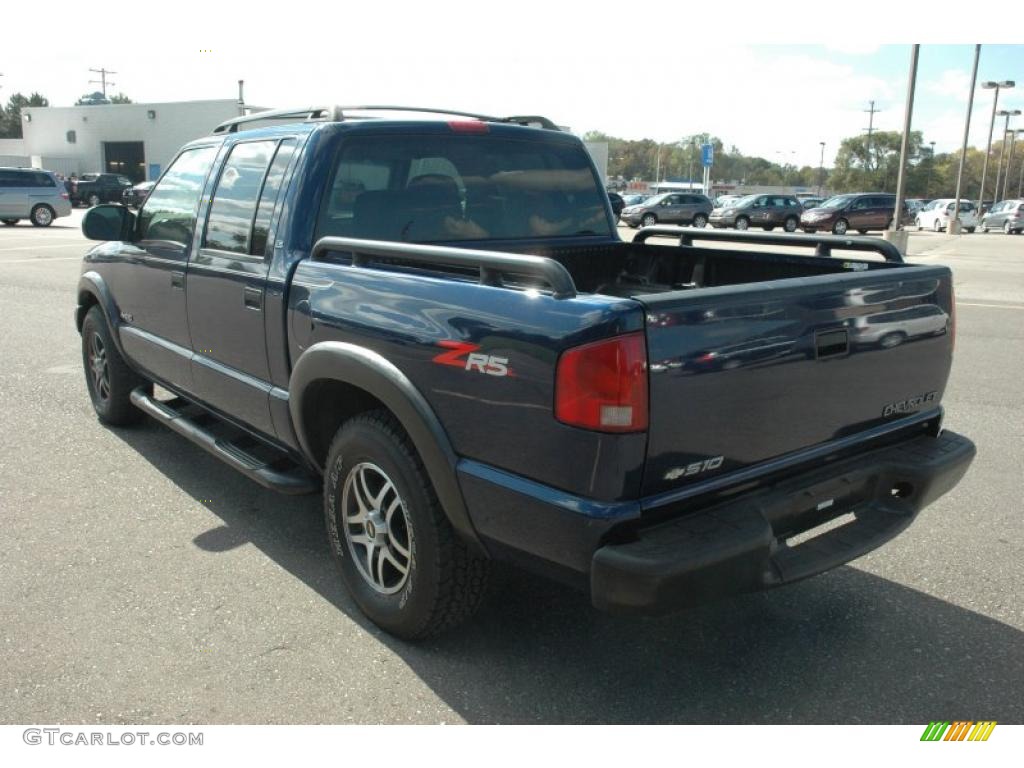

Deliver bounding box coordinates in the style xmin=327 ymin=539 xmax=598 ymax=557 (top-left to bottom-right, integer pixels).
xmin=850 ymin=304 xmax=950 ymax=349
xmin=710 ymin=193 xmax=805 ymax=232
xmin=123 ymin=181 xmax=155 ymax=209
xmin=915 ymin=198 xmax=978 ymax=233
xmin=800 ymin=193 xmax=910 ymax=235
xmin=905 ymin=198 xmax=929 ymax=215
xmin=619 ymin=192 xmax=714 ymax=228
xmin=714 ymin=194 xmax=742 ymax=209
xmin=75 ymin=105 xmax=974 ymax=639
xmin=980 ymin=199 xmax=1023 ymax=234
xmin=0 ymin=167 xmax=73 ymax=227
xmin=607 ymin=192 xmax=625 ymax=220
xmin=798 ymin=197 xmax=824 ymax=209
xmin=72 ymin=173 xmax=134 ymax=207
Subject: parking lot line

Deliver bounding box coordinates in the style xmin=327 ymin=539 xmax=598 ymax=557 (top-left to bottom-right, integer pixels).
xmin=957 ymin=302 xmax=1024 ymax=310
xmin=0 ymin=256 xmax=83 ymax=264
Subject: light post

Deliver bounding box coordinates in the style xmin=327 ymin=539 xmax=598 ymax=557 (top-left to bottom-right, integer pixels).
xmin=951 ymin=46 xmax=981 ymax=234
xmin=818 ymin=142 xmax=826 ymax=196
xmin=994 ymin=109 xmax=1020 ymax=202
xmin=928 ymin=141 xmax=936 ymax=198
xmin=890 ymin=44 xmax=920 ymax=240
xmin=1005 ymin=129 xmax=1019 ymax=201
xmin=977 ymin=80 xmax=1015 ymax=212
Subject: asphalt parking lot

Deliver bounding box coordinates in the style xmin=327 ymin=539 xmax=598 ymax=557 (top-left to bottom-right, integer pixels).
xmin=1 ymin=210 xmax=1021 ymax=724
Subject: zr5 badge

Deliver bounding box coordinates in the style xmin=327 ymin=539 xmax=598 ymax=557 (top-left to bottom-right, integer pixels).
xmin=433 ymin=341 xmax=512 ymax=377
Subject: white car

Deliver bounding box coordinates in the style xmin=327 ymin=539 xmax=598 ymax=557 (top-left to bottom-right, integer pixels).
xmin=915 ymin=198 xmax=978 ymax=233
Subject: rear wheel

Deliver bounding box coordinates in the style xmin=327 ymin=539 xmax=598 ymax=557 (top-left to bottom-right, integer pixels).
xmin=1 ymin=218 xmax=18 ymax=226
xmin=81 ymin=306 xmax=149 ymax=426
xmin=691 ymin=213 xmax=708 ymax=228
xmin=783 ymin=216 xmax=798 ymax=232
xmin=30 ymin=205 xmax=54 ymax=227
xmin=735 ymin=216 xmax=750 ymax=231
xmin=857 ymin=229 xmax=868 ymax=235
xmin=933 ymin=218 xmax=942 ymax=232
xmin=1005 ymin=221 xmax=1013 ymax=235
xmin=879 ymin=332 xmax=906 ymax=349
xmin=87 ymin=193 xmax=101 ymax=207
xmin=832 ymin=218 xmax=849 ymax=235
xmin=324 ymin=412 xmax=490 ymax=639
xmin=641 ymin=213 xmax=657 ymax=227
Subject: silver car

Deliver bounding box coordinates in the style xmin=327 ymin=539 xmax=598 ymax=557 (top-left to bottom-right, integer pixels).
xmin=0 ymin=167 xmax=74 ymax=227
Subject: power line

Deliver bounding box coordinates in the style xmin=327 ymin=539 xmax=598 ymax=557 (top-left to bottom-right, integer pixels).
xmin=88 ymin=67 xmax=117 ymax=98
xmin=863 ymin=100 xmax=881 ymax=171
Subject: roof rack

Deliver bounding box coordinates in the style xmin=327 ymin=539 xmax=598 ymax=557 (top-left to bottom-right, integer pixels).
xmin=212 ymin=105 xmax=560 ymax=134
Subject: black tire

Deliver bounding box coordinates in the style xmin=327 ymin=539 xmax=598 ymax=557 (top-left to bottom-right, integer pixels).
xmin=30 ymin=204 xmax=55 ymax=227
xmin=1 ymin=218 xmax=18 ymax=226
xmin=641 ymin=213 xmax=657 ymax=227
xmin=857 ymin=229 xmax=868 ymax=234
xmin=691 ymin=213 xmax=708 ymax=228
xmin=324 ymin=411 xmax=490 ymax=640
xmin=832 ymin=218 xmax=849 ymax=235
xmin=761 ymin=225 xmax=774 ymax=231
xmin=735 ymin=216 xmax=749 ymax=231
xmin=81 ymin=305 xmax=149 ymax=426
xmin=802 ymin=228 xmax=815 ymax=234
xmin=965 ymin=227 xmax=975 ymax=233
xmin=783 ymin=216 xmax=798 ymax=232
xmin=87 ymin=193 xmax=101 ymax=207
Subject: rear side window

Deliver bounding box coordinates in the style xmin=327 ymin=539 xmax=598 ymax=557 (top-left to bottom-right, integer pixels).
xmin=203 ymin=140 xmax=277 ymax=254
xmin=317 ymin=132 xmax=612 ymax=242
xmin=138 ymin=145 xmax=219 ymax=247
xmin=251 ymin=140 xmax=296 ymax=257
xmin=32 ymin=172 xmax=55 ymax=187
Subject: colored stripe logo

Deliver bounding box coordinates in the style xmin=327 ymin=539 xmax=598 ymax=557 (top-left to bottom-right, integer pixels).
xmin=920 ymin=721 xmax=997 ymax=741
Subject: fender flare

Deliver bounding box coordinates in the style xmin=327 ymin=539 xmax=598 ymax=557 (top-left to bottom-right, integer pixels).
xmin=289 ymin=341 xmax=485 ymax=554
xmin=76 ymin=272 xmax=128 ymax=359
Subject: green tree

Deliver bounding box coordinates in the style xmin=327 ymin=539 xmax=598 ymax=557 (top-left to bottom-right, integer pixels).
xmin=829 ymin=130 xmax=923 ymax=193
xmin=0 ymin=92 xmax=49 ymax=138
xmin=109 ymin=93 xmax=133 ymax=104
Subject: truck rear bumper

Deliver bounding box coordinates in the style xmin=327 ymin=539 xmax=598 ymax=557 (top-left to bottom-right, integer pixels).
xmin=590 ymin=429 xmax=975 ymax=614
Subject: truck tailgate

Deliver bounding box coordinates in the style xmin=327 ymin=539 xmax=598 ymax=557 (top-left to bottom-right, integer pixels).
xmin=639 ymin=266 xmax=954 ymax=496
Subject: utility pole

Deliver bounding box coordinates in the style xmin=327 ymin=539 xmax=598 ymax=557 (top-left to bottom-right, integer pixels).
xmin=88 ymin=67 xmax=117 ymax=98
xmin=890 ymin=45 xmax=919 ymax=239
xmin=1004 ymin=129 xmax=1019 ymax=202
xmin=818 ymin=141 xmax=826 ymax=196
xmin=863 ymin=100 xmax=881 ymax=171
xmin=951 ymin=45 xmax=981 ymax=234
xmin=994 ymin=110 xmax=1021 ymax=203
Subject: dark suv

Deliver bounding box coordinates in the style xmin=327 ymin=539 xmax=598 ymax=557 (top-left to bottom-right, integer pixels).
xmin=72 ymin=173 xmax=134 ymax=207
xmin=709 ymin=193 xmax=805 ymax=232
xmin=801 ymin=193 xmax=909 ymax=235
xmin=619 ymin=192 xmax=713 ymax=228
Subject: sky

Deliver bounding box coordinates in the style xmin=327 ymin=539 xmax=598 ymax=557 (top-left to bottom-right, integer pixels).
xmin=2 ymin=4 xmax=1021 ymax=169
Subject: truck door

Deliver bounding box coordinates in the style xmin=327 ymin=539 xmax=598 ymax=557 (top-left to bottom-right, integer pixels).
xmin=186 ymin=138 xmax=296 ymax=436
xmin=115 ymin=144 xmax=219 ymax=390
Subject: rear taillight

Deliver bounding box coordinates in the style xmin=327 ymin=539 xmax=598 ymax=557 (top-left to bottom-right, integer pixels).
xmin=555 ymin=332 xmax=648 ymax=433
xmin=448 ymin=120 xmax=488 ymax=133
xmin=60 ymin=192 xmax=69 ymax=200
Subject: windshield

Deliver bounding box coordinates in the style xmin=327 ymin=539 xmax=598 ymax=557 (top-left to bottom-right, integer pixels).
xmin=644 ymin=193 xmax=670 ymax=206
xmin=731 ymin=194 xmax=758 ymax=208
xmin=318 ymin=133 xmax=614 ymax=242
xmin=820 ymin=195 xmax=852 ymax=209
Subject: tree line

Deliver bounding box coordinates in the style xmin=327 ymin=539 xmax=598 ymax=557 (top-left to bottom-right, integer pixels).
xmin=0 ymin=91 xmax=133 ymax=139
xmin=585 ymin=130 xmax=1023 ymax=201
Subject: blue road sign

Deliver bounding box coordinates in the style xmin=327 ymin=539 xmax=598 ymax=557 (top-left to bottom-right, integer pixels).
xmin=702 ymin=144 xmax=714 ymax=167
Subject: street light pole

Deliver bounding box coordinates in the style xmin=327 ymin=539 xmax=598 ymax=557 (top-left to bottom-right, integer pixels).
xmin=1005 ymin=129 xmax=1019 ymax=201
xmin=928 ymin=141 xmax=936 ymax=198
xmin=818 ymin=142 xmax=826 ymax=196
xmin=951 ymin=46 xmax=981 ymax=234
xmin=978 ymin=80 xmax=1015 ymax=212
xmin=994 ymin=110 xmax=1021 ymax=202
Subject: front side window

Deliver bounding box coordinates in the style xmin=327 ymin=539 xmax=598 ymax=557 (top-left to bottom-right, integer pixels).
xmin=317 ymin=133 xmax=612 ymax=242
xmin=138 ymin=145 xmax=219 ymax=247
xmin=203 ymin=140 xmax=277 ymax=254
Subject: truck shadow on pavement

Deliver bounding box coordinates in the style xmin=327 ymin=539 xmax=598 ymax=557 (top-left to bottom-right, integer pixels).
xmin=113 ymin=424 xmax=1024 ymax=724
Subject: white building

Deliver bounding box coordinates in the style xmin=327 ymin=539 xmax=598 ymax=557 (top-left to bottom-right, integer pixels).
xmin=0 ymin=99 xmax=254 ymax=181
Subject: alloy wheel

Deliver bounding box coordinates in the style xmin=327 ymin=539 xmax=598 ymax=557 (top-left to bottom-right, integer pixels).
xmin=33 ymin=207 xmax=53 ymax=226
xmin=341 ymin=462 xmax=413 ymax=594
xmin=88 ymin=332 xmax=110 ymax=401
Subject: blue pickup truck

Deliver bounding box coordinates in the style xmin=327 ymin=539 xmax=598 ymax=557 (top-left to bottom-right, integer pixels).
xmin=76 ymin=106 xmax=975 ymax=639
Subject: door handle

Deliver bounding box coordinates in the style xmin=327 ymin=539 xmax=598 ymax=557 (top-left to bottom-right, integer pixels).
xmin=171 ymin=271 xmax=184 ymax=289
xmin=243 ymin=285 xmax=263 ymax=310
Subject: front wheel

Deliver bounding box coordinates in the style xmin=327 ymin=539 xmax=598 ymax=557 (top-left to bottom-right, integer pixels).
xmin=81 ymin=306 xmax=149 ymax=425
xmin=691 ymin=213 xmax=708 ymax=228
xmin=641 ymin=213 xmax=657 ymax=227
xmin=1005 ymin=221 xmax=1014 ymax=235
xmin=933 ymin=218 xmax=943 ymax=232
xmin=735 ymin=216 xmax=749 ymax=231
xmin=324 ymin=412 xmax=490 ymax=639
xmin=832 ymin=218 xmax=849 ymax=235
xmin=30 ymin=205 xmax=54 ymax=227
xmin=783 ymin=216 xmax=798 ymax=232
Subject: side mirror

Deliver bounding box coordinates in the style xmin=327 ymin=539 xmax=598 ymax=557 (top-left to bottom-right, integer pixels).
xmin=82 ymin=204 xmax=135 ymax=242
